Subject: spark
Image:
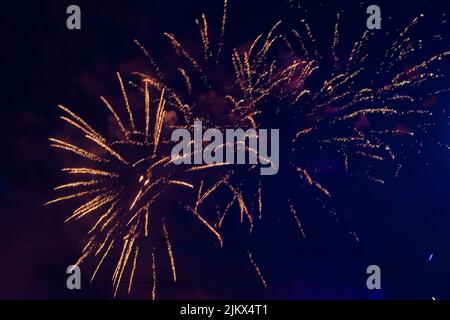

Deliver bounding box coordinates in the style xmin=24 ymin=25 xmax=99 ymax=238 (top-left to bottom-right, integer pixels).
xmin=217 ymin=0 xmax=228 ymax=60
xmin=151 ymin=249 xmax=157 ymax=301
xmin=246 ymin=249 xmax=267 ymax=288
xmin=187 ymin=206 xmax=223 ymax=247
xmin=91 ymin=240 xmax=115 ymax=283
xmin=116 ymin=72 xmax=135 ymax=131
xmin=168 ymin=180 xmax=194 ymax=189
xmin=187 ymin=163 xmax=231 ymax=171
xmin=100 ymin=96 xmax=129 ymax=137
xmin=54 ymin=180 xmax=101 ymax=190
xmin=289 ymin=201 xmax=306 ymax=238
xmin=163 ymin=219 xmax=177 ymax=283
xmin=128 ymin=246 xmax=140 ymax=294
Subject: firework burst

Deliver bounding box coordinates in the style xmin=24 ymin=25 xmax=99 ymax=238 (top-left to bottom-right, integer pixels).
xmin=284 ymin=6 xmax=449 ymax=226
xmin=47 ymin=0 xmax=449 ymax=297
xmin=131 ymin=1 xmax=305 ymax=243
xmin=47 ymin=73 xmax=206 ymax=297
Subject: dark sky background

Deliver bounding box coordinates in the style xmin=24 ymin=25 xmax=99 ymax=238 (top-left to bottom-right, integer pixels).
xmin=0 ymin=0 xmax=449 ymax=299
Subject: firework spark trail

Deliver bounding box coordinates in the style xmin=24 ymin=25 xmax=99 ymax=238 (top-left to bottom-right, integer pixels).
xmin=66 ymin=193 xmax=117 ymax=222
xmin=113 ymin=236 xmax=135 ymax=297
xmin=57 ymin=104 xmax=103 ymax=139
xmin=54 ymin=180 xmax=101 ymax=190
xmin=49 ymin=138 xmax=107 ymax=163
xmin=187 ymin=163 xmax=231 ymax=171
xmin=143 ymin=207 xmax=149 ymax=237
xmin=258 ymin=181 xmax=262 ymax=220
xmin=168 ymin=180 xmax=194 ymax=188
xmin=178 ymin=68 xmax=192 ymax=95
xmin=116 ymin=72 xmax=136 ymax=132
xmin=134 ymin=38 xmax=165 ymax=80
xmin=164 ymin=32 xmax=204 ymax=78
xmin=84 ymin=133 xmax=129 ymax=165
xmin=45 ymin=188 xmax=105 ymax=206
xmin=217 ymin=0 xmax=228 ymax=61
xmin=226 ymin=182 xmax=253 ymax=228
xmin=144 ymin=81 xmax=150 ymax=142
xmin=296 ymin=167 xmax=331 ymax=197
xmin=288 ymin=201 xmax=306 ymax=238
xmin=89 ymin=202 xmax=117 ymax=234
xmin=331 ymin=11 xmax=341 ymax=69
xmin=153 ymin=89 xmax=166 ymax=155
xmin=128 ymin=246 xmax=140 ymax=293
xmin=217 ymin=194 xmax=237 ymax=229
xmin=162 ymin=219 xmax=177 ymax=282
xmin=151 ymin=249 xmax=157 ymax=300
xmin=246 ymin=249 xmax=267 ymax=288
xmin=196 ymin=14 xmax=212 ymax=61
xmin=186 ymin=206 xmax=223 ymax=247
xmin=100 ymin=96 xmax=129 ymax=137
xmin=91 ymin=240 xmax=115 ymax=283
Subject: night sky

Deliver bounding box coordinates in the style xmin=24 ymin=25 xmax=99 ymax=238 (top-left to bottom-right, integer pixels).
xmin=1 ymin=0 xmax=449 ymax=299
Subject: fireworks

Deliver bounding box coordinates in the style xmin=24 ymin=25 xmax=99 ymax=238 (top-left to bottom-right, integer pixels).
xmin=47 ymin=0 xmax=449 ymax=297
xmin=47 ymin=72 xmax=217 ymax=297
xmin=286 ymin=7 xmax=449 ymax=211
xmin=131 ymin=1 xmax=303 ymax=241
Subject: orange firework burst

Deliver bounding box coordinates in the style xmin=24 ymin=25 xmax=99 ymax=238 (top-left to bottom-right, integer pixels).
xmin=46 ymin=72 xmax=227 ymax=297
